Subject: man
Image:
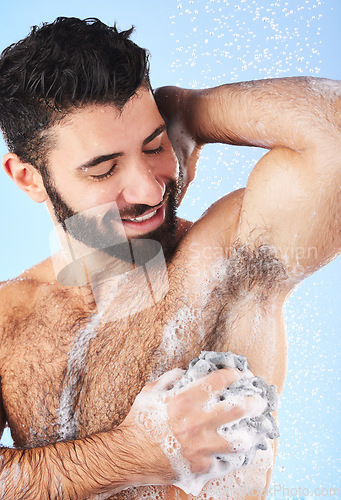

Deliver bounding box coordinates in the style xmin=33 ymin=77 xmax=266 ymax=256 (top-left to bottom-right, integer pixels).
xmin=0 ymin=16 xmax=340 ymax=499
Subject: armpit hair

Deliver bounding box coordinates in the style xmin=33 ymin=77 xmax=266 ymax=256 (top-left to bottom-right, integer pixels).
xmin=208 ymin=241 xmax=288 ymax=308
xmin=201 ymin=242 xmax=288 ymax=349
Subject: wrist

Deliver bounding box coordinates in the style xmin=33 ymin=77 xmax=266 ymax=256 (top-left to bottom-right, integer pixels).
xmin=113 ymin=422 xmax=175 ymax=488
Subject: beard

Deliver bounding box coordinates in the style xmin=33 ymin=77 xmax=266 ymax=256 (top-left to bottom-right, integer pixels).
xmin=42 ymin=172 xmax=182 ymax=263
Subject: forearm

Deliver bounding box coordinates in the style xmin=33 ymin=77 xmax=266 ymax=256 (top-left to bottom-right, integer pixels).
xmin=0 ymin=427 xmax=168 ymax=499
xmin=182 ymin=77 xmax=340 ymax=151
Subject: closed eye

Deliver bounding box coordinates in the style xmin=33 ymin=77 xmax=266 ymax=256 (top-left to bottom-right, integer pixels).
xmin=88 ymin=145 xmax=164 ymax=181
xmin=89 ymin=163 xmax=117 ymax=181
xmin=144 ymin=145 xmax=164 ymax=155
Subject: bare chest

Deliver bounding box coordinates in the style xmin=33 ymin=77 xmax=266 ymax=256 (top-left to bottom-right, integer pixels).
xmin=1 ymin=240 xmax=288 ymax=451
xmin=1 ymin=281 xmax=218 ymax=448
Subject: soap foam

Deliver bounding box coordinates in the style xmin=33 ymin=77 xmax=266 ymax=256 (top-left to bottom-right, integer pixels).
xmin=135 ymin=351 xmax=279 ymax=497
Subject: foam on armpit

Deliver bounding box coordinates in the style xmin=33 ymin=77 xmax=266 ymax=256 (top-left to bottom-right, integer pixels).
xmin=135 ymin=351 xmax=279 ymax=497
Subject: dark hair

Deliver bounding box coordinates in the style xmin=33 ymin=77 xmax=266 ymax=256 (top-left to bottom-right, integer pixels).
xmin=0 ymin=17 xmax=150 ymax=172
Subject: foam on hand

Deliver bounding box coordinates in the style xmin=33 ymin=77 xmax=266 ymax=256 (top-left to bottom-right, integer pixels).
xmin=170 ymin=351 xmax=279 ymax=495
xmin=135 ymin=351 xmax=279 ymax=497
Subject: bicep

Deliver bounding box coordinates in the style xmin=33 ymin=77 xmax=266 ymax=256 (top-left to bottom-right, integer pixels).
xmin=237 ymin=145 xmax=341 ymax=281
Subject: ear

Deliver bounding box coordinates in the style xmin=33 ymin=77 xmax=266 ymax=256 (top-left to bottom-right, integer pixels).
xmin=2 ymin=153 xmax=48 ymax=203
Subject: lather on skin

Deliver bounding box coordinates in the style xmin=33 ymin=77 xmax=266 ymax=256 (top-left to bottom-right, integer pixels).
xmin=0 ymin=17 xmax=340 ymax=499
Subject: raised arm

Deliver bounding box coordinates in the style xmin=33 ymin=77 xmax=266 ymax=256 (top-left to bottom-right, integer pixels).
xmin=156 ymin=77 xmax=341 ymax=150
xmin=155 ymin=77 xmax=341 ymax=278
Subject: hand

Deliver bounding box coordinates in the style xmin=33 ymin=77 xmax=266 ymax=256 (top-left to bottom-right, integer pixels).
xmin=120 ymin=365 xmax=262 ymax=486
xmin=154 ymin=86 xmax=203 ymax=205
xmin=166 ymin=367 xmax=256 ymax=473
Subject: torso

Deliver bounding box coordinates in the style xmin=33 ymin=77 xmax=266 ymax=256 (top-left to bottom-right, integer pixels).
xmin=0 ymin=190 xmax=289 ymax=499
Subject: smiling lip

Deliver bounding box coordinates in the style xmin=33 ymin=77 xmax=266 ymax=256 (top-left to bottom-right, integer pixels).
xmin=121 ymin=204 xmax=165 ymax=234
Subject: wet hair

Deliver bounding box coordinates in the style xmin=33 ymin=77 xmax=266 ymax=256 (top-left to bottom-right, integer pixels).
xmin=0 ymin=17 xmax=151 ymax=173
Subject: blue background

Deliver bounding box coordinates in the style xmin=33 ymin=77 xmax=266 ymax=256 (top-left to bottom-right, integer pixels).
xmin=0 ymin=1 xmax=340 ymax=498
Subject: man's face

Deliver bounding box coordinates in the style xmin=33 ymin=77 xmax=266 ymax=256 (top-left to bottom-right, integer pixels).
xmin=43 ymin=88 xmax=181 ymax=259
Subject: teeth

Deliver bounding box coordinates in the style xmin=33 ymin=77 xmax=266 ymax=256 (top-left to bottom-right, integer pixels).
xmin=128 ymin=209 xmax=158 ymax=223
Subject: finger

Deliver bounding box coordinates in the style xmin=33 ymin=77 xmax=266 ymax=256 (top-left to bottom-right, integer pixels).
xmin=188 ymin=423 xmax=262 ymax=457
xmin=186 ymin=368 xmax=244 ymax=400
xmin=184 ymin=430 xmax=244 ymax=457
xmin=217 ymin=424 xmax=266 ymax=454
xmin=142 ymin=368 xmax=185 ymax=394
xmin=216 ymin=392 xmax=267 ymax=418
xmin=205 ymin=393 xmax=267 ymax=428
xmin=166 ymin=368 xmax=244 ymax=417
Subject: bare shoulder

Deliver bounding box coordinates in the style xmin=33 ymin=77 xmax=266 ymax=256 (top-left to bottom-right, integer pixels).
xmin=171 ymin=189 xmax=246 ymax=289
xmin=1 ymin=256 xmax=54 ymax=288
xmin=0 ymin=257 xmax=55 ymax=328
xmin=180 ymin=188 xmax=245 ymax=249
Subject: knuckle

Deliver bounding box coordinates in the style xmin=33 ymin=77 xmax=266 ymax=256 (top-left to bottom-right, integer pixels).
xmin=208 ymin=369 xmax=226 ymax=385
xmin=140 ymin=382 xmax=154 ymax=393
xmin=188 ymin=455 xmax=212 ymax=475
xmin=208 ymin=368 xmax=240 ymax=388
xmin=168 ymin=392 xmax=191 ymax=420
xmin=172 ymin=414 xmax=209 ymax=444
xmin=228 ymin=401 xmax=246 ymax=420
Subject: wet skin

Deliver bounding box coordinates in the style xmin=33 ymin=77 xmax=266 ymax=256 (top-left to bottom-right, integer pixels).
xmin=1 ymin=78 xmax=341 ymax=499
xmin=0 ymin=194 xmax=285 ymax=500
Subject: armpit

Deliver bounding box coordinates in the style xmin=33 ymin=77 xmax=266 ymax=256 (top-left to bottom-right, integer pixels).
xmin=207 ymin=242 xmax=288 ymax=306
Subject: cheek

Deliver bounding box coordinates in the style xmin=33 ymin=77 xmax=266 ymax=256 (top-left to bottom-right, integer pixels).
xmin=162 ymin=149 xmax=179 ymax=180
xmin=89 ymin=183 xmax=121 ymax=206
xmin=86 ymin=187 xmax=129 ymax=219
xmin=59 ymin=180 xmax=122 ymax=213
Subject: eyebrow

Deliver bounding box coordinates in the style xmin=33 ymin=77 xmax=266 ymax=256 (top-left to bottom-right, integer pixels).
xmin=76 ymin=124 xmax=167 ymax=171
xmin=142 ymin=124 xmax=166 ymax=146
xmin=76 ymin=152 xmax=123 ymax=171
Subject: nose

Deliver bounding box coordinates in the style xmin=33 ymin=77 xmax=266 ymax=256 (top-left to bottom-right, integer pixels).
xmin=121 ymin=158 xmax=165 ymax=207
